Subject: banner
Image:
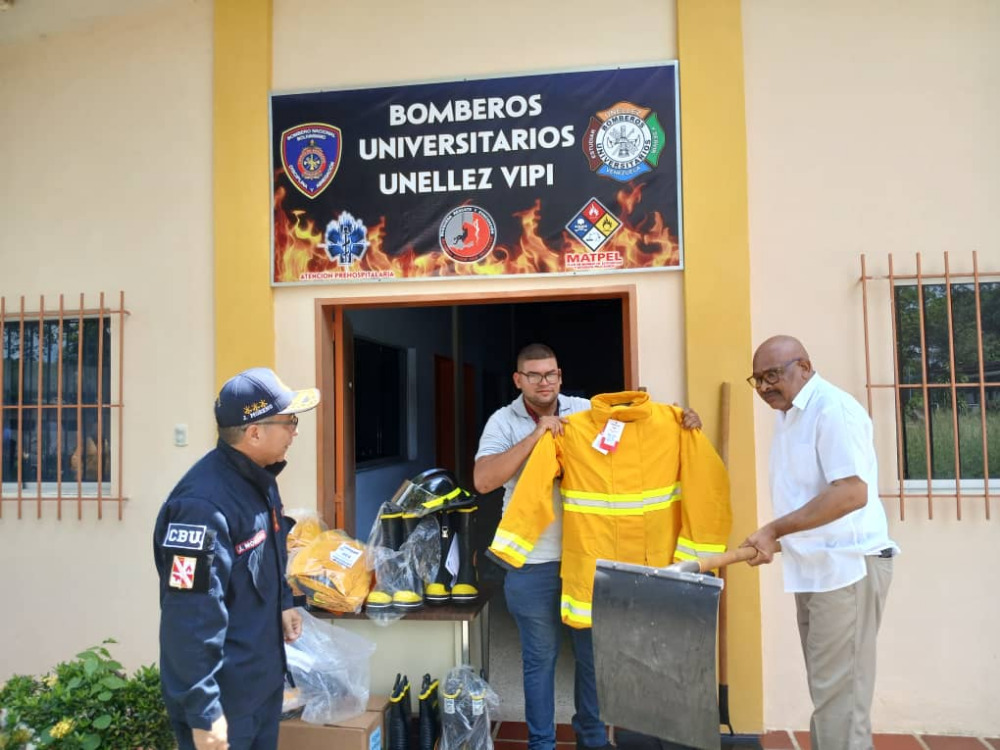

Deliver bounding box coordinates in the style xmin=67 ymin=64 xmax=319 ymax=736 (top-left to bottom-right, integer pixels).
xmin=270 ymin=63 xmax=682 ymax=284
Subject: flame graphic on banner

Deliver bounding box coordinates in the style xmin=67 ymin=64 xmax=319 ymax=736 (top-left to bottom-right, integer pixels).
xmin=273 ymin=183 xmax=679 ymax=283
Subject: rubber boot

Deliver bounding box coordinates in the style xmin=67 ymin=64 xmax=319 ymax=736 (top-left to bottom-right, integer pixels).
xmin=450 ymin=506 xmax=479 ymax=604
xmin=366 ymin=504 xmax=405 ymax=612
xmin=392 ymin=513 xmax=424 ymax=611
xmin=425 ymin=513 xmax=453 ymax=606
xmin=439 ymin=672 xmax=463 ymax=750
xmin=418 ymin=673 xmax=440 ymax=750
xmin=389 ymin=673 xmax=412 ymax=750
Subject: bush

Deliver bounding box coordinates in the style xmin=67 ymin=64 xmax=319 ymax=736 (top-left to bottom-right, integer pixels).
xmin=0 ymin=640 xmax=174 ymax=750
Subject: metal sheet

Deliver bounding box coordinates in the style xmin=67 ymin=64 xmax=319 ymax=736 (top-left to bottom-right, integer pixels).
xmin=592 ymin=560 xmax=723 ymax=750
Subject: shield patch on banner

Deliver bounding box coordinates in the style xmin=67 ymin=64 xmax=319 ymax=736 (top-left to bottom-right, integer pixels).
xmin=281 ymin=123 xmax=342 ymax=198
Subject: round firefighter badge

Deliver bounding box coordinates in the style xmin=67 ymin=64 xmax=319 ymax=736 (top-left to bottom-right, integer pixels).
xmin=582 ymin=101 xmax=665 ymax=183
xmin=438 ymin=206 xmax=497 ymax=263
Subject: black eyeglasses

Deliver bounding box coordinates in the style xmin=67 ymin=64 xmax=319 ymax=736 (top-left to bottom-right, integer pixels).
xmin=252 ymin=414 xmax=299 ymax=429
xmin=518 ymin=369 xmax=560 ymax=385
xmin=746 ymin=358 xmax=802 ymax=389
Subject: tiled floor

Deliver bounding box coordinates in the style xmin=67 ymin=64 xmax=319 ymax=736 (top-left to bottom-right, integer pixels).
xmin=760 ymin=731 xmax=1000 ymax=750
xmin=490 ymin=723 xmax=1000 ymax=750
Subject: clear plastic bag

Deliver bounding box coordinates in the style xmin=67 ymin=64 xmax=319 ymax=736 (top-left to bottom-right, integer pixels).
xmin=283 ymin=608 xmax=376 ymax=724
xmin=287 ymin=528 xmax=370 ymax=613
xmin=365 ymin=503 xmax=441 ymax=625
xmin=439 ymin=666 xmax=499 ymax=750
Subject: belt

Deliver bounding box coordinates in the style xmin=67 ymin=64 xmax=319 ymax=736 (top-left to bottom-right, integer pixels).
xmin=878 ymin=547 xmax=895 ymax=558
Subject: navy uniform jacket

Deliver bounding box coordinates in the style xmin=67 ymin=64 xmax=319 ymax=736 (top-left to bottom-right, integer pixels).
xmin=152 ymin=440 xmax=294 ymax=729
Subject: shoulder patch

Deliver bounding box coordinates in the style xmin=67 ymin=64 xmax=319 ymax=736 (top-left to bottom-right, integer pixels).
xmin=169 ymin=555 xmax=198 ymax=590
xmin=163 ymin=523 xmax=210 ymax=551
xmin=167 ymin=553 xmax=212 ymax=594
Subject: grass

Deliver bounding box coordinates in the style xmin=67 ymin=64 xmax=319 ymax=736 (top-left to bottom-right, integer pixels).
xmin=902 ymin=404 xmax=1000 ymax=480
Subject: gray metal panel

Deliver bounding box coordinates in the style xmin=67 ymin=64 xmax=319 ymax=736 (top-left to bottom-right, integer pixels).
xmin=592 ymin=561 xmax=722 ymax=750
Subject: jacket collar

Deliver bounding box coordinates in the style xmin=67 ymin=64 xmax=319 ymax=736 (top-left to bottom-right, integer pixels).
xmin=589 ymin=390 xmax=651 ymax=424
xmin=216 ymin=439 xmax=286 ymax=493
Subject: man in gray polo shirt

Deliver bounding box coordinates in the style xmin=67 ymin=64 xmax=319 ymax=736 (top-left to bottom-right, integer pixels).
xmin=474 ymin=343 xmax=701 ymax=750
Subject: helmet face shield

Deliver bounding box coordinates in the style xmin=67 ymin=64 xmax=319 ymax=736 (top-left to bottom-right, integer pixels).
xmin=390 ymin=480 xmax=441 ymax=515
xmin=389 ymin=472 xmax=475 ymax=517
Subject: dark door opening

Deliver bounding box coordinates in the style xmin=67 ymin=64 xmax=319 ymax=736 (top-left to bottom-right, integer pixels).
xmin=344 ymin=296 xmax=626 ymax=543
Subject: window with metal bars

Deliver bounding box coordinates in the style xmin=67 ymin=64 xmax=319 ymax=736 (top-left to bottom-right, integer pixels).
xmin=861 ymin=252 xmax=997 ymax=520
xmin=0 ymin=293 xmax=127 ymax=519
xmin=895 ymin=281 xmax=999 ymax=482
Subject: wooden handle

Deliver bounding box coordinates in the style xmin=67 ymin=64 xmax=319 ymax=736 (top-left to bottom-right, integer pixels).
xmin=695 ymin=545 xmax=760 ymax=573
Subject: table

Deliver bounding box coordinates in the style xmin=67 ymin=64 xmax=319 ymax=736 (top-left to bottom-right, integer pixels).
xmin=308 ymin=584 xmax=495 ymax=680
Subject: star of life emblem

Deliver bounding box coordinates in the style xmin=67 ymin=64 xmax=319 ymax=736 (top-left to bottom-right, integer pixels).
xmin=169 ymin=555 xmax=197 ymax=590
xmin=582 ymin=101 xmax=665 ymax=183
xmin=325 ymin=211 xmax=370 ymax=266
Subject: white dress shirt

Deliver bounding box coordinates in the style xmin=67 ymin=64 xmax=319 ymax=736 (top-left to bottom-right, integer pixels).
xmin=770 ymin=373 xmax=898 ymax=593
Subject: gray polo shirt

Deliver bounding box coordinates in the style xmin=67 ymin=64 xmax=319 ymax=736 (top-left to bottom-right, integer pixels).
xmin=475 ymin=393 xmax=591 ymax=563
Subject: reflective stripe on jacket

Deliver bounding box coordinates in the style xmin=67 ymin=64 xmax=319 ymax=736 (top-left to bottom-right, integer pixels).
xmin=489 ymin=391 xmax=732 ymax=629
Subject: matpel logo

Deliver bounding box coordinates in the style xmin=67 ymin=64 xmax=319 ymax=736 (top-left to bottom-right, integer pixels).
xmin=281 ymin=123 xmax=342 ymax=199
xmin=566 ymin=198 xmax=621 ymax=253
xmin=582 ymin=102 xmax=665 ymax=183
xmin=438 ymin=206 xmax=497 ymax=263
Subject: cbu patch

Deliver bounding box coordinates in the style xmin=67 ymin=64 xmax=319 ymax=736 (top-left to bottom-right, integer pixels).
xmin=163 ymin=523 xmax=209 ymax=551
xmin=235 ymin=529 xmax=267 ymax=556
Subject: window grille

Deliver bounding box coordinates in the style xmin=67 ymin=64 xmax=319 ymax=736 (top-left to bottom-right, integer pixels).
xmin=861 ymin=253 xmax=998 ymax=520
xmin=0 ymin=293 xmax=128 ymax=520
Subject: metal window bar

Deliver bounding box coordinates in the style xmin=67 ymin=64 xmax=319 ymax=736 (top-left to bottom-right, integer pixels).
xmin=861 ymin=252 xmax=998 ymax=520
xmin=0 ymin=292 xmax=129 ymax=520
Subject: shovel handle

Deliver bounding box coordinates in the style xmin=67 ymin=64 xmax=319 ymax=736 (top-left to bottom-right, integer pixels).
xmin=693 ymin=545 xmax=762 ymax=573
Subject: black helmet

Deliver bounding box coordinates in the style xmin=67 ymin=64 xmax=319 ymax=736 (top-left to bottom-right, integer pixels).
xmin=389 ymin=468 xmax=476 ymax=516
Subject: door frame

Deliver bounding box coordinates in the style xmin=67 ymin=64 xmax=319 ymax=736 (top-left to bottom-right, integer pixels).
xmin=314 ymin=285 xmax=639 ymax=529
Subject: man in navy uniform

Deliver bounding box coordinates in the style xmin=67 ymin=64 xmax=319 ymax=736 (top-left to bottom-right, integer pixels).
xmin=153 ymin=368 xmax=320 ymax=750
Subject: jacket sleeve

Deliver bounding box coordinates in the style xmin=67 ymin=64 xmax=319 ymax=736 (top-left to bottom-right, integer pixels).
xmin=487 ymin=431 xmax=563 ymax=567
xmin=155 ymin=497 xmax=232 ymax=730
xmin=674 ymin=423 xmax=733 ymax=567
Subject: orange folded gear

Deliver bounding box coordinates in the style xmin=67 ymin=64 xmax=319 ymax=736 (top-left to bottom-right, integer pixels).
xmin=287 ymin=529 xmax=370 ymax=613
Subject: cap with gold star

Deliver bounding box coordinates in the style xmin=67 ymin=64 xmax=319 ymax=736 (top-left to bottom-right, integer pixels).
xmin=214 ymin=367 xmax=320 ymax=428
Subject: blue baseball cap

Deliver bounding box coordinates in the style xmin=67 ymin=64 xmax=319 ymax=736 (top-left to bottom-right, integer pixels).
xmin=215 ymin=367 xmax=320 ymax=428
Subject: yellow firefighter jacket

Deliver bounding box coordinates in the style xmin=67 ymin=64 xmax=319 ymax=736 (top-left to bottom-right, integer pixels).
xmin=488 ymin=391 xmax=731 ymax=629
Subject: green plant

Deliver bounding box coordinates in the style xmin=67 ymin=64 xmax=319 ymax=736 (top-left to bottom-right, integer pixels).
xmin=0 ymin=640 xmax=174 ymax=750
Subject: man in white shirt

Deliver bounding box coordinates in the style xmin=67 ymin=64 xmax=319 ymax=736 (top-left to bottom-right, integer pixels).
xmin=742 ymin=335 xmax=897 ymax=750
xmin=474 ymin=343 xmax=701 ymax=750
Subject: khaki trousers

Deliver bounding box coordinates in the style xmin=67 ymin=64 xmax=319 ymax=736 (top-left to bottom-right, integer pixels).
xmin=794 ymin=556 xmax=893 ymax=750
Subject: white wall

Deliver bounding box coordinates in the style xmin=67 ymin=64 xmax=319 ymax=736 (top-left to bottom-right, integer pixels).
xmin=743 ymin=0 xmax=1000 ymax=734
xmin=0 ymin=0 xmax=214 ymax=678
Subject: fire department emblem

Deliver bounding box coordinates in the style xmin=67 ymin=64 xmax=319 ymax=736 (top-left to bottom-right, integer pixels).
xmin=325 ymin=211 xmax=370 ymax=266
xmin=582 ymin=101 xmax=665 ymax=183
xmin=169 ymin=555 xmax=197 ymax=590
xmin=438 ymin=206 xmax=497 ymax=263
xmin=281 ymin=123 xmax=342 ymax=198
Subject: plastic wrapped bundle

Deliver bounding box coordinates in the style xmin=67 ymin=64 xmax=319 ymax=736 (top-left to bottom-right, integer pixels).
xmin=439 ymin=666 xmax=499 ymax=750
xmin=287 ymin=528 xmax=370 ymax=613
xmin=364 ymin=503 xmax=440 ymax=624
xmin=283 ymin=608 xmax=377 ymax=725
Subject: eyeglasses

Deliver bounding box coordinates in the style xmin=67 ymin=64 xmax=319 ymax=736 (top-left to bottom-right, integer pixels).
xmin=518 ymin=369 xmax=560 ymax=385
xmin=746 ymin=358 xmax=802 ymax=389
xmin=252 ymin=415 xmax=299 ymax=429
